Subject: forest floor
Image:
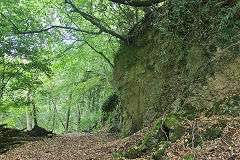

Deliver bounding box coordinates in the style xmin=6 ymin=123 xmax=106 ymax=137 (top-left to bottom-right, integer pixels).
xmin=1 ymin=115 xmax=240 ymax=160
xmin=0 ymin=125 xmax=152 ymax=160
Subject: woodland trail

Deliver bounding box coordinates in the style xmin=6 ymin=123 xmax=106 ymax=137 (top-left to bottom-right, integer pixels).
xmin=0 ymin=127 xmax=150 ymax=160
xmin=1 ymin=116 xmax=240 ymax=160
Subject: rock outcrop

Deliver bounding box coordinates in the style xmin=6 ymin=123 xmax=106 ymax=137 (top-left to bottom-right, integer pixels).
xmin=114 ymin=28 xmax=240 ymax=135
xmin=113 ymin=0 xmax=239 ymax=136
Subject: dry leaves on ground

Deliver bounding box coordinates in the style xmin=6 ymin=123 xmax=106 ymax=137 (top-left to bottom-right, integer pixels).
xmin=0 ymin=126 xmax=151 ymax=160
xmin=1 ymin=115 xmax=240 ymax=160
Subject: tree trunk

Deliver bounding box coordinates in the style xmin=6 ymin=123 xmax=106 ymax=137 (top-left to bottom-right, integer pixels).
xmin=76 ymin=104 xmax=81 ymax=132
xmin=32 ymin=102 xmax=38 ymax=127
xmin=51 ymin=100 xmax=56 ymax=132
xmin=0 ymin=56 xmax=6 ymax=100
xmin=25 ymin=90 xmax=32 ymax=131
xmin=51 ymin=99 xmax=65 ymax=129
xmin=65 ymin=93 xmax=72 ymax=133
xmin=65 ymin=106 xmax=71 ymax=133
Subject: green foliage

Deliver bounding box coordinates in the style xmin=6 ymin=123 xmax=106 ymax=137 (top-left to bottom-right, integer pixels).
xmin=0 ymin=107 xmax=26 ymax=128
xmin=0 ymin=34 xmax=51 ymax=111
xmin=154 ymin=0 xmax=240 ymax=48
xmin=0 ymin=0 xmax=122 ymax=132
xmin=30 ymin=32 xmax=116 ymax=133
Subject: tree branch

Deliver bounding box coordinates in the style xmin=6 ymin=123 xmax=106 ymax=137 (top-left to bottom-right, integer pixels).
xmin=0 ymin=12 xmax=20 ymax=32
xmin=65 ymin=0 xmax=128 ymax=42
xmin=1 ymin=11 xmax=102 ymax=36
xmin=16 ymin=25 xmax=102 ymax=35
xmin=109 ymin=0 xmax=164 ymax=7
xmin=84 ymin=41 xmax=114 ymax=68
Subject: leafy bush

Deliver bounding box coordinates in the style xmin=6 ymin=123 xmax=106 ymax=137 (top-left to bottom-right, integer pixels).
xmin=154 ymin=0 xmax=240 ymax=48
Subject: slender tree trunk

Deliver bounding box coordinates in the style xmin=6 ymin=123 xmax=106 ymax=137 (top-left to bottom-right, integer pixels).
xmin=26 ymin=90 xmax=32 ymax=131
xmin=65 ymin=93 xmax=72 ymax=133
xmin=0 ymin=56 xmax=6 ymax=100
xmin=65 ymin=106 xmax=71 ymax=133
xmin=51 ymin=100 xmax=56 ymax=131
xmin=76 ymin=104 xmax=81 ymax=132
xmin=32 ymin=102 xmax=38 ymax=127
xmin=51 ymin=99 xmax=65 ymax=129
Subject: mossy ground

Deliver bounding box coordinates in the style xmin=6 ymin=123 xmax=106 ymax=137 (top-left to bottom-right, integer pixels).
xmin=111 ymin=111 xmax=239 ymax=159
xmin=112 ymin=114 xmax=184 ymax=159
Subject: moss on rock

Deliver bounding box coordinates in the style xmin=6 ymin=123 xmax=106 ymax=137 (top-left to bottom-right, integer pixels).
xmin=140 ymin=114 xmax=184 ymax=159
xmin=164 ymin=114 xmax=185 ymax=142
xmin=141 ymin=119 xmax=166 ymax=152
xmin=187 ymin=118 xmax=227 ymax=150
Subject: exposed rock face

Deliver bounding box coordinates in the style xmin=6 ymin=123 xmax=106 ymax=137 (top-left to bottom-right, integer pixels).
xmin=114 ymin=27 xmax=240 ymax=135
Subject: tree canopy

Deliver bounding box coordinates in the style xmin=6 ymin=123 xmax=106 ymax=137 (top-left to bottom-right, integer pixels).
xmin=1 ymin=0 xmax=149 ymax=132
xmin=1 ymin=0 xmax=154 ymax=42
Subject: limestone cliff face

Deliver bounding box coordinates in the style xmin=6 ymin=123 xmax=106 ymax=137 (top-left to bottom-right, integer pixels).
xmin=113 ymin=27 xmax=240 ymax=135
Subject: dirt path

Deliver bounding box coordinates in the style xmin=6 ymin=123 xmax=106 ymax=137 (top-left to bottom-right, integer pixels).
xmin=1 ymin=116 xmax=240 ymax=160
xmin=0 ymin=128 xmax=150 ymax=160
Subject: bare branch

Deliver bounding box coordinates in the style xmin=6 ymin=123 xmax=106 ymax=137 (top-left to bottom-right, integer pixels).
xmin=65 ymin=39 xmax=114 ymax=67
xmin=1 ymin=11 xmax=101 ymax=36
xmin=65 ymin=0 xmax=128 ymax=42
xmin=84 ymin=41 xmax=114 ymax=68
xmin=2 ymin=2 xmax=128 ymax=43
xmin=109 ymin=0 xmax=164 ymax=7
xmin=16 ymin=25 xmax=102 ymax=35
xmin=0 ymin=12 xmax=20 ymax=32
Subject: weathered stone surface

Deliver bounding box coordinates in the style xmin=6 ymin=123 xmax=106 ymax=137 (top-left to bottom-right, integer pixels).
xmin=113 ymin=26 xmax=240 ymax=135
